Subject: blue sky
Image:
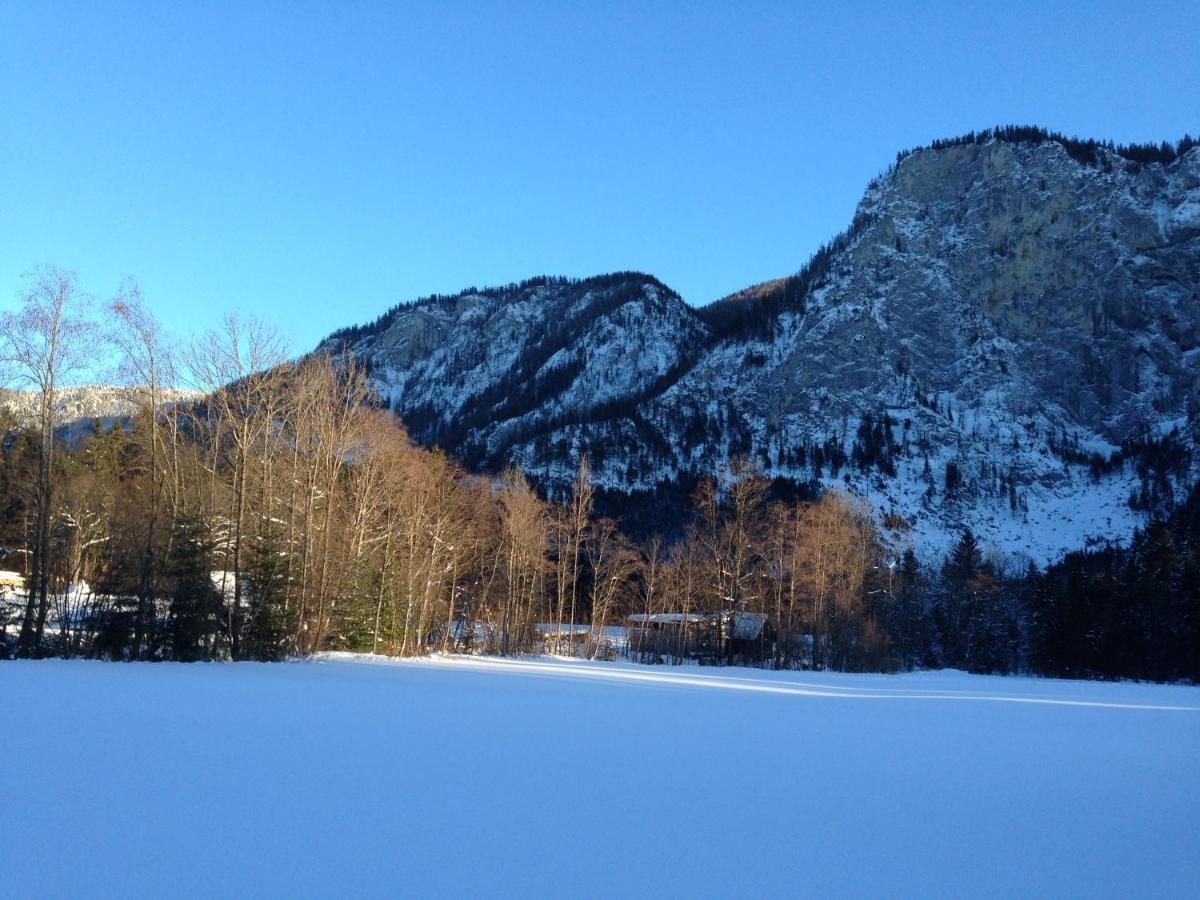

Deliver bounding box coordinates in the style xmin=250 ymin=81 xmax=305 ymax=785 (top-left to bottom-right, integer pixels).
xmin=2 ymin=1 xmax=1197 ymax=351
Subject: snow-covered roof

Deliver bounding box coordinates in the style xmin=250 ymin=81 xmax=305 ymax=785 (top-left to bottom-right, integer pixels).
xmin=725 ymin=612 xmax=768 ymax=640
xmin=627 ymin=611 xmax=768 ymax=639
xmin=535 ymin=623 xmax=591 ymax=635
xmin=627 ymin=613 xmax=708 ymax=625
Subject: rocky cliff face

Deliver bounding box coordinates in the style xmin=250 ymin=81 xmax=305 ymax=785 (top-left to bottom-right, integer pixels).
xmin=324 ymin=274 xmax=708 ymax=466
xmin=333 ymin=133 xmax=1200 ymax=564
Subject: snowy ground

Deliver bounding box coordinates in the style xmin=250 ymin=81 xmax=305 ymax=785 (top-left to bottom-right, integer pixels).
xmin=5 ymin=656 xmax=1198 ymax=898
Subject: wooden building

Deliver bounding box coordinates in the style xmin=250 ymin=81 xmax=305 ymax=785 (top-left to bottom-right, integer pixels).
xmin=627 ymin=611 xmax=773 ymax=663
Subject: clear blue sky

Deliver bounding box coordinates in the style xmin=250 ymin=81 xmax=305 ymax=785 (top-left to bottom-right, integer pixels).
xmin=2 ymin=1 xmax=1197 ymax=351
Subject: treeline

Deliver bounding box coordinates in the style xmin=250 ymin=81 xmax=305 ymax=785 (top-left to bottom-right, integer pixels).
xmin=324 ymin=272 xmax=679 ymax=348
xmin=896 ymin=124 xmax=1199 ymax=170
xmin=0 ymin=345 xmax=900 ymax=670
xmin=697 ymin=208 xmax=877 ymax=342
xmin=1030 ymin=485 xmax=1200 ymax=682
xmin=884 ymin=487 xmax=1200 ymax=682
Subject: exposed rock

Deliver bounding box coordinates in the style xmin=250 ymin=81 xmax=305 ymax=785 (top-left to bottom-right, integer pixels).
xmin=329 ymin=135 xmax=1200 ymax=565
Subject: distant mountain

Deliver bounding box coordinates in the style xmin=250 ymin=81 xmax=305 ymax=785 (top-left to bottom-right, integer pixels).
xmin=328 ymin=127 xmax=1200 ymax=564
xmin=0 ymin=385 xmax=203 ymax=443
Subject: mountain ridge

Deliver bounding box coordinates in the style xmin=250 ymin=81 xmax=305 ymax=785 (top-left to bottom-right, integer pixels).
xmin=323 ymin=128 xmax=1199 ymax=563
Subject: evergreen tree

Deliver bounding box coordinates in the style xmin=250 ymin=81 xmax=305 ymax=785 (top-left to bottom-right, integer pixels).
xmin=934 ymin=528 xmax=981 ymax=667
xmin=240 ymin=526 xmax=291 ymax=661
xmin=889 ymin=549 xmax=934 ymax=670
xmin=165 ymin=514 xmax=223 ymax=662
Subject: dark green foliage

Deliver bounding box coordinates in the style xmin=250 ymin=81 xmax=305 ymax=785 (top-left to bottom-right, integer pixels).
xmin=1030 ymin=485 xmax=1200 ymax=682
xmin=164 ymin=513 xmax=223 ymax=662
xmin=239 ymin=527 xmax=292 ymax=661
xmin=944 ymin=460 xmax=961 ymax=494
xmin=761 ymin=490 xmax=1200 ymax=682
xmin=0 ymin=420 xmax=37 ymax=579
xmin=934 ymin=528 xmax=980 ymax=666
xmin=88 ymin=608 xmax=137 ymax=660
xmin=884 ymin=549 xmax=934 ymax=670
xmin=852 ymin=412 xmax=899 ymax=476
xmin=916 ymin=529 xmax=1022 ymax=674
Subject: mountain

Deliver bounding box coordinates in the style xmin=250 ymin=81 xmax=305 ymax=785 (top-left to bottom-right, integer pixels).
xmin=0 ymin=385 xmax=203 ymax=444
xmin=326 ymin=128 xmax=1200 ymax=565
xmin=324 ymin=273 xmax=707 ymax=467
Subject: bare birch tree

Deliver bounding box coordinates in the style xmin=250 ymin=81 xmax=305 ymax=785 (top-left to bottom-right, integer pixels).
xmin=0 ymin=266 xmax=97 ymax=656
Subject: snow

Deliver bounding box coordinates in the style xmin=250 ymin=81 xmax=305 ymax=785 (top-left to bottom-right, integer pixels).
xmin=1168 ymin=192 xmax=1200 ymax=232
xmin=4 ymin=655 xmax=1197 ymax=897
xmin=627 ymin=612 xmax=707 ymax=624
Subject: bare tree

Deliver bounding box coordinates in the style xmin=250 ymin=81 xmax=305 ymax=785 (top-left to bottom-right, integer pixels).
xmin=721 ymin=458 xmax=768 ymax=616
xmin=496 ymin=468 xmax=548 ymax=655
xmin=552 ymin=455 xmax=592 ymax=654
xmin=110 ymin=282 xmax=181 ymax=657
xmin=586 ymin=517 xmax=635 ymax=660
xmin=183 ymin=313 xmax=288 ymax=656
xmin=0 ymin=266 xmax=97 ymax=656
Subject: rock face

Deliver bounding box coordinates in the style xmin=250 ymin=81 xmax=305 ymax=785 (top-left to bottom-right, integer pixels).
xmin=865 ymin=139 xmax=1200 ymax=439
xmin=330 ymin=134 xmax=1200 ymax=564
xmin=324 ymin=274 xmax=708 ymax=468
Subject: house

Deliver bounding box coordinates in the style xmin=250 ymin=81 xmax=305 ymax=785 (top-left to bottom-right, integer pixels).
xmin=627 ymin=613 xmax=708 ymax=657
xmin=722 ymin=611 xmax=772 ymax=663
xmin=626 ymin=611 xmax=773 ymax=662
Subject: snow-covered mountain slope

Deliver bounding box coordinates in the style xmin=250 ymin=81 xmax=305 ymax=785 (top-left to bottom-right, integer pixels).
xmin=0 ymin=385 xmax=202 ymax=441
xmin=329 ymin=132 xmax=1200 ymax=565
xmin=322 ymin=273 xmax=709 ymax=466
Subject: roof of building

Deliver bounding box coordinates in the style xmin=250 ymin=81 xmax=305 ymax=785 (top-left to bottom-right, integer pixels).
xmin=627 ymin=613 xmax=708 ymax=625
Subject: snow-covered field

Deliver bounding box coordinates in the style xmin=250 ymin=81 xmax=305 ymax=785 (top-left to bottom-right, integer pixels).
xmin=5 ymin=656 xmax=1198 ymax=898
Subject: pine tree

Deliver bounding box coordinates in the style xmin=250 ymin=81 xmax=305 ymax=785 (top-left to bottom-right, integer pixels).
xmin=890 ymin=549 xmax=932 ymax=670
xmin=935 ymin=529 xmax=982 ymax=667
xmin=241 ymin=526 xmax=291 ymax=660
xmin=944 ymin=529 xmax=982 ymax=586
xmin=165 ymin=514 xmax=223 ymax=662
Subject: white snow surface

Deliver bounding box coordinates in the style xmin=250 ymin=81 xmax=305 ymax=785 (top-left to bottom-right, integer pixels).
xmin=5 ymin=654 xmax=1198 ymax=898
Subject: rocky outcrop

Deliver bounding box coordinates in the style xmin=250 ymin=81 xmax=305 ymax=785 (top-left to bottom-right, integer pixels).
xmin=332 ymin=134 xmax=1200 ymax=564
xmin=326 ymin=274 xmax=708 ymax=467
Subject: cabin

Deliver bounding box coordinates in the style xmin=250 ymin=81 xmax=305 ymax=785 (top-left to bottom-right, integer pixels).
xmin=627 ymin=613 xmax=709 ymax=658
xmin=724 ymin=611 xmax=772 ymax=663
xmin=626 ymin=611 xmax=773 ymax=663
